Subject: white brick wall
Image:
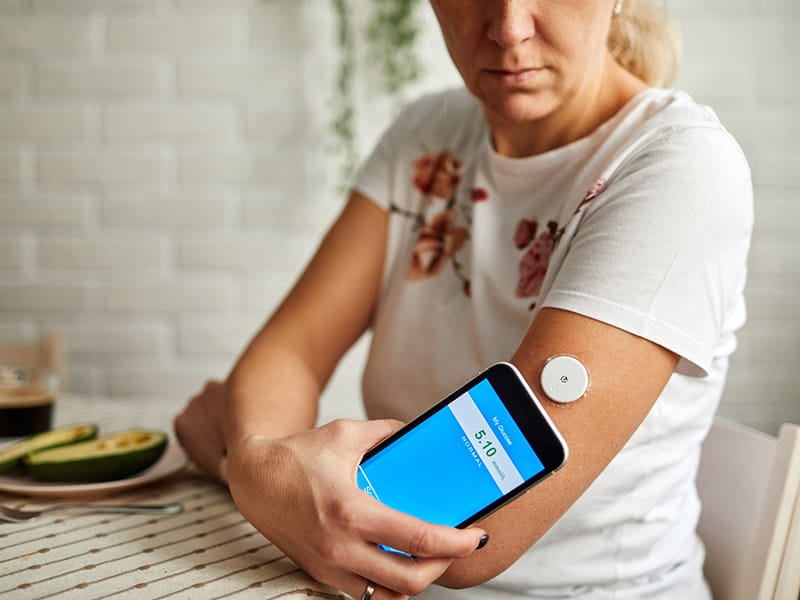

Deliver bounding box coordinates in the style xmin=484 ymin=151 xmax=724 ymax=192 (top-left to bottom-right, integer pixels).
xmin=0 ymin=0 xmax=797 ymax=433
xmin=0 ymin=193 xmax=92 ymax=225
xmin=0 ymin=17 xmax=94 ymax=53
xmin=0 ymin=151 xmax=24 ymax=183
xmin=35 ymin=62 xmax=165 ymax=97
xmin=674 ymin=3 xmax=800 ymax=434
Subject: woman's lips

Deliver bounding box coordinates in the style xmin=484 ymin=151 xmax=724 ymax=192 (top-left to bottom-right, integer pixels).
xmin=486 ymin=67 xmax=545 ymax=86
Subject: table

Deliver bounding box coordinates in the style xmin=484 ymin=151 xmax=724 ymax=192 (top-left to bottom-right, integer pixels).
xmin=0 ymin=396 xmax=348 ymax=600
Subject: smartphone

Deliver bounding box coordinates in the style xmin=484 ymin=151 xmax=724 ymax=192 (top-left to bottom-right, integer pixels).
xmin=356 ymin=362 xmax=568 ymax=533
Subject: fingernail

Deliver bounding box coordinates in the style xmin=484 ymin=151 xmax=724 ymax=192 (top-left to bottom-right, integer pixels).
xmin=476 ymin=534 xmax=489 ymax=550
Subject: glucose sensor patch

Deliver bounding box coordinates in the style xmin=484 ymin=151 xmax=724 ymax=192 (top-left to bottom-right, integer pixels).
xmin=540 ymin=355 xmax=589 ymax=404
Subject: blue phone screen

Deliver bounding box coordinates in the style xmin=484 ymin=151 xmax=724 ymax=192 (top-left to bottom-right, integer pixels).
xmin=357 ymin=379 xmax=545 ymax=527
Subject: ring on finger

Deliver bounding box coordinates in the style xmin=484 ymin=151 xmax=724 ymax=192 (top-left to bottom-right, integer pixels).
xmin=361 ymin=581 xmax=376 ymax=600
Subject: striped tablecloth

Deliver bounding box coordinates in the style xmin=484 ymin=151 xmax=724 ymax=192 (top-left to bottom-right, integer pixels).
xmin=0 ymin=396 xmax=347 ymax=600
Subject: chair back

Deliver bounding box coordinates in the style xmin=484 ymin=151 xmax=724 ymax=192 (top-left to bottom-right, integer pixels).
xmin=696 ymin=417 xmax=800 ymax=600
xmin=749 ymin=422 xmax=800 ymax=599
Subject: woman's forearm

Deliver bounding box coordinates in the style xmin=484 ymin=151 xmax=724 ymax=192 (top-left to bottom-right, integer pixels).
xmin=222 ymin=331 xmax=326 ymax=449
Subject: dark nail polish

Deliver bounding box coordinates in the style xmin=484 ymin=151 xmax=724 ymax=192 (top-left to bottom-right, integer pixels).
xmin=476 ymin=534 xmax=489 ymax=550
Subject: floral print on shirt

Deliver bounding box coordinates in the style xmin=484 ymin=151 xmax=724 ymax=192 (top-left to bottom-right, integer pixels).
xmin=412 ymin=151 xmax=462 ymax=201
xmin=393 ymin=148 xmax=608 ymax=308
xmin=515 ymin=219 xmax=559 ymax=299
xmin=392 ymin=150 xmax=487 ymax=296
xmin=406 ymin=208 xmax=468 ymax=280
xmin=514 ymin=177 xmax=608 ymax=310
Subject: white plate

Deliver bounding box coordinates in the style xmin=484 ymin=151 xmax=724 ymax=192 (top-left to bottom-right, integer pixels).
xmin=0 ymin=436 xmax=188 ymax=499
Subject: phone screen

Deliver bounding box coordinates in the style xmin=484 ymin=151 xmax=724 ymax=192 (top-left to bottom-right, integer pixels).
xmin=357 ymin=377 xmax=547 ymax=528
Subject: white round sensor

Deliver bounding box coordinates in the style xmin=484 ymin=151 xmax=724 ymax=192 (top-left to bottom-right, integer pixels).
xmin=540 ymin=355 xmax=589 ymax=404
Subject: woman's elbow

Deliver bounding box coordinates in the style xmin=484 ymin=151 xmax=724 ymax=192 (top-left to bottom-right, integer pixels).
xmin=436 ymin=557 xmax=502 ymax=589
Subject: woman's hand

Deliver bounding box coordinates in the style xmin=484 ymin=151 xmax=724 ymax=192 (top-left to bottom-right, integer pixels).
xmin=226 ymin=418 xmax=488 ymax=600
xmin=173 ymin=380 xmax=229 ymax=483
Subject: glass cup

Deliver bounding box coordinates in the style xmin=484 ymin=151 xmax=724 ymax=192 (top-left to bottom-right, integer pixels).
xmin=0 ymin=366 xmax=60 ymax=437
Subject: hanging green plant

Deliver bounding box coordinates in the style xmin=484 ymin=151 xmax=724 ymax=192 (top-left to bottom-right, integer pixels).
xmin=330 ymin=0 xmax=423 ymax=186
xmin=330 ymin=0 xmax=359 ymax=186
xmin=365 ymin=0 xmax=422 ymax=100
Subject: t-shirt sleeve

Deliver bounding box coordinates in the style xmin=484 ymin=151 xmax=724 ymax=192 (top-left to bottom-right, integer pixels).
xmin=352 ymin=103 xmax=418 ymax=212
xmin=541 ymin=125 xmax=753 ymax=376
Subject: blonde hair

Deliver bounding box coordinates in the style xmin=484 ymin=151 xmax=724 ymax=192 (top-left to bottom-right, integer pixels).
xmin=607 ymin=0 xmax=682 ymax=88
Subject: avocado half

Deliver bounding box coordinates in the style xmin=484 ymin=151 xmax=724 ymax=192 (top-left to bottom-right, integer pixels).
xmin=0 ymin=424 xmax=98 ymax=475
xmin=24 ymin=430 xmax=168 ymax=482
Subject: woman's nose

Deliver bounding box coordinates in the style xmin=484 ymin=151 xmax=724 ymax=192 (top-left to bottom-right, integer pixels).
xmin=486 ymin=0 xmax=536 ymax=48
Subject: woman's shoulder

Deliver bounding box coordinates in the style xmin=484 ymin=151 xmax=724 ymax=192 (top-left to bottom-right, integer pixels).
xmin=635 ymin=88 xmax=720 ymax=122
xmin=398 ymin=86 xmax=481 ymax=123
xmin=383 ymin=86 xmax=485 ymax=149
xmin=603 ymin=88 xmax=750 ymax=180
xmin=621 ymin=88 xmax=743 ymax=151
xmin=587 ymin=89 xmax=753 ymax=237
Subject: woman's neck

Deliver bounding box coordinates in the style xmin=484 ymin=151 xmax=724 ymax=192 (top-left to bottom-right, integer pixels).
xmin=488 ymin=54 xmax=647 ymax=158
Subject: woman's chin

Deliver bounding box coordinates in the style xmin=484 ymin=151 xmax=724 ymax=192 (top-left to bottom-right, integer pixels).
xmin=481 ymin=91 xmax=558 ymax=125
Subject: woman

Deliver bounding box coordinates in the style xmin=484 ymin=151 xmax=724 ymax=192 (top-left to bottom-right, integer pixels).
xmin=175 ymin=1 xmax=753 ymax=598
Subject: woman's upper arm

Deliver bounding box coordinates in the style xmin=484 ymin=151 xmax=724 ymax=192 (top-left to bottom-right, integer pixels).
xmin=439 ymin=127 xmax=753 ymax=586
xmin=439 ymin=307 xmax=679 ymax=587
xmin=225 ymin=190 xmax=387 ymax=423
xmin=261 ymin=190 xmax=388 ymax=379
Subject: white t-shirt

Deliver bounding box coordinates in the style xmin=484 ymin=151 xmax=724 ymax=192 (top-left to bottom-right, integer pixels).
xmin=353 ymin=87 xmax=753 ymax=599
